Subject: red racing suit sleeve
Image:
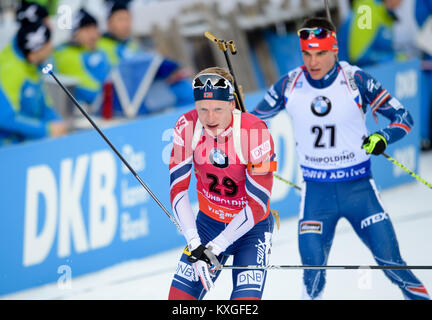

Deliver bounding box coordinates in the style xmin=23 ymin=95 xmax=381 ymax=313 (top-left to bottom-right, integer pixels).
xmin=242 ymin=117 xmax=275 ymax=223
xmin=169 ymin=112 xmax=199 ymax=244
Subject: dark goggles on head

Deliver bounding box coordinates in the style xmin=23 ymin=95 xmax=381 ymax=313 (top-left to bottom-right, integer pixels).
xmin=297 ymin=27 xmax=335 ymax=40
xmin=192 ymin=73 xmax=233 ymax=89
xmin=192 ymin=73 xmax=234 ymax=102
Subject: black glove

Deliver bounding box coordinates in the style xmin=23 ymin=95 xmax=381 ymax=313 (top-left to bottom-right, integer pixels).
xmin=187 ymin=245 xmax=214 ymax=264
xmin=362 ymin=133 xmax=387 ymax=155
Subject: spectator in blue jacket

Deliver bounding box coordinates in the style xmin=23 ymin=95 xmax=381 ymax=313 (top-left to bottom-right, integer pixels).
xmin=0 ymin=21 xmax=66 ymax=146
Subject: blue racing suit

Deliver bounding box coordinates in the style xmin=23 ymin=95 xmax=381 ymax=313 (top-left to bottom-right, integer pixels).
xmin=171 ymin=212 xmax=274 ymax=300
xmin=251 ymin=61 xmax=430 ymax=300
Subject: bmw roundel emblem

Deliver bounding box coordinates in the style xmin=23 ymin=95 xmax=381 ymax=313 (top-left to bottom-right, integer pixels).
xmin=209 ymin=148 xmax=229 ymax=168
xmin=311 ymin=96 xmax=332 ymax=117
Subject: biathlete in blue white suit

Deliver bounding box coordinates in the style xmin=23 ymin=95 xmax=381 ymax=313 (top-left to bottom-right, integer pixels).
xmin=251 ymin=17 xmax=430 ymax=300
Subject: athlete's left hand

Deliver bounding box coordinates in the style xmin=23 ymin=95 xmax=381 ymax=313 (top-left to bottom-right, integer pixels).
xmin=363 ymin=133 xmax=387 ymax=155
xmin=187 ymin=242 xmax=221 ymax=292
xmin=192 ymin=260 xmax=215 ymax=291
xmin=187 ymin=244 xmax=221 ymax=272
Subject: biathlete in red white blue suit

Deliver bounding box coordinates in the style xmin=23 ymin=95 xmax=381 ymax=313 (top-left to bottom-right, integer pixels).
xmin=252 ymin=17 xmax=429 ymax=300
xmin=168 ymin=67 xmax=277 ymax=300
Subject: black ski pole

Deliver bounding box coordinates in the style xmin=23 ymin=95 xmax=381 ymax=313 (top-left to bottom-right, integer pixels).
xmin=204 ymin=31 xmax=302 ymax=191
xmin=42 ymin=64 xmax=182 ymax=232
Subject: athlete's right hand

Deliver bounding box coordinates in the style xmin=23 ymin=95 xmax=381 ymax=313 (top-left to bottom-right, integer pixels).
xmin=363 ymin=133 xmax=387 ymax=155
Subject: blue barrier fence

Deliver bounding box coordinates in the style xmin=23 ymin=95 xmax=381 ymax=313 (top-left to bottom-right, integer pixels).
xmin=0 ymin=58 xmax=421 ymax=296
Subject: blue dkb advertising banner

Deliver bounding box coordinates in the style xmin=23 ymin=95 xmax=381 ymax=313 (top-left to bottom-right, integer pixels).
xmin=0 ymin=59 xmax=421 ymax=296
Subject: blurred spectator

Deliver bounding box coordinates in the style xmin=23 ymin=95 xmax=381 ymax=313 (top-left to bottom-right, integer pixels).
xmin=415 ymin=0 xmax=432 ymax=149
xmin=0 ymin=21 xmax=66 ymax=146
xmin=97 ymin=0 xmax=139 ymax=67
xmin=95 ymin=0 xmax=194 ymax=117
xmin=52 ymin=8 xmax=110 ymax=110
xmin=16 ymin=1 xmax=51 ymax=28
xmin=18 ymin=0 xmax=59 ymax=17
xmin=338 ymin=0 xmax=404 ymax=66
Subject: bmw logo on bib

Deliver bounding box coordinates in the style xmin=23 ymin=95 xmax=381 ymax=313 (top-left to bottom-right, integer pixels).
xmin=311 ymin=96 xmax=332 ymax=117
xmin=209 ymin=148 xmax=229 ymax=168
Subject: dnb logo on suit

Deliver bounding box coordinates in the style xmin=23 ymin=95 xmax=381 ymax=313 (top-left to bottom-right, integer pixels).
xmin=311 ymin=96 xmax=332 ymax=117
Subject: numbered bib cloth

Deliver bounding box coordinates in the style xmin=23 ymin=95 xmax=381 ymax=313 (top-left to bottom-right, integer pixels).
xmin=284 ymin=64 xmax=371 ymax=182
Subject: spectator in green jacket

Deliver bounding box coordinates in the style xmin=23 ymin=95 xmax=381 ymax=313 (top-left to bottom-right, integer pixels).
xmin=52 ymin=8 xmax=110 ymax=108
xmin=97 ymin=1 xmax=140 ymax=67
xmin=338 ymin=0 xmax=403 ymax=66
xmin=0 ymin=21 xmax=66 ymax=146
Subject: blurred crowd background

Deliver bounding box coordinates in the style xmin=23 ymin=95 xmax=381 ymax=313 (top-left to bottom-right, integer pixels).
xmin=0 ymin=0 xmax=430 ymax=149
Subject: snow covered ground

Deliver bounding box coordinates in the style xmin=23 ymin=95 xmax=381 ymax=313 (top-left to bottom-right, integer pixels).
xmin=3 ymin=151 xmax=432 ymax=300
